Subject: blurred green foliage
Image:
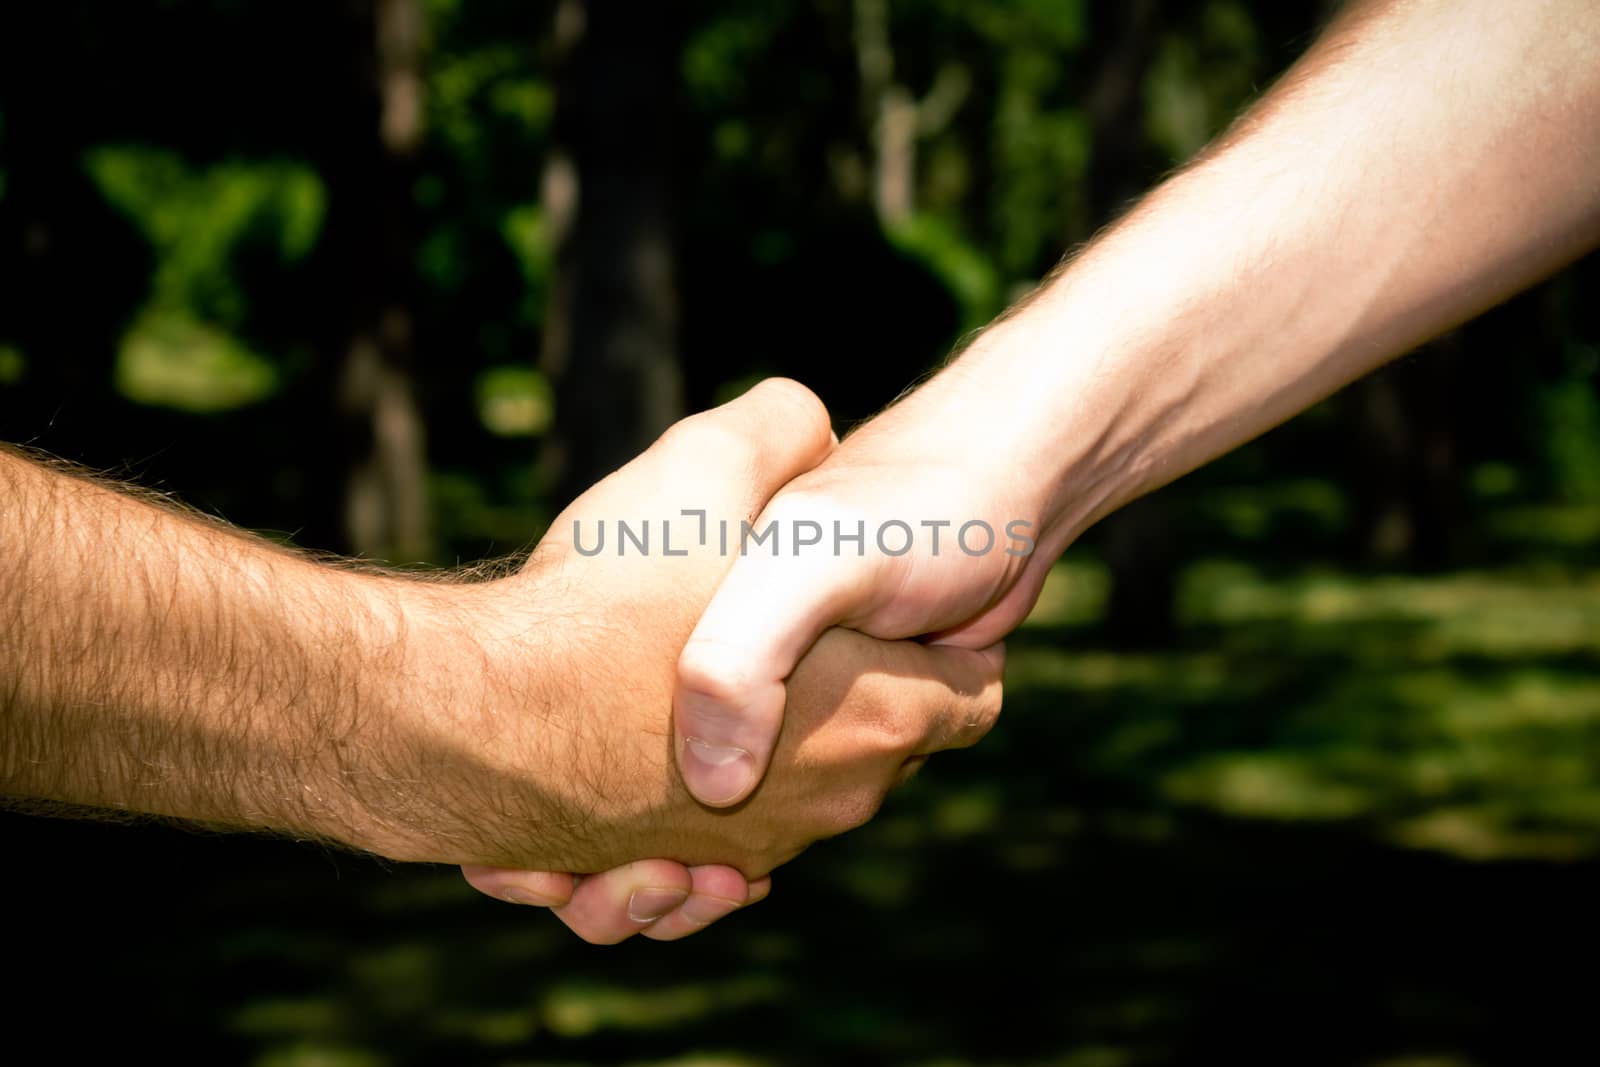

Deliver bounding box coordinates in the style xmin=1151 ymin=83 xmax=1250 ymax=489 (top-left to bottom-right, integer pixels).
xmin=0 ymin=344 xmax=23 ymax=385
xmin=477 ymin=364 xmax=554 ymax=438
xmin=1535 ymin=377 xmax=1600 ymax=504
xmin=5 ymin=0 xmax=1594 ymax=555
xmin=86 ymin=147 xmax=323 ymax=409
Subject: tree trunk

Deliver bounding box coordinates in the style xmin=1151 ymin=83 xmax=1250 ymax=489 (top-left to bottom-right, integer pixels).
xmin=313 ymin=0 xmax=432 ymax=563
xmin=1346 ymin=340 xmax=1460 ymax=569
xmin=851 ymin=0 xmax=969 ymax=229
xmin=854 ymin=0 xmax=916 ymax=225
xmin=1080 ymin=0 xmax=1178 ymax=647
xmin=539 ymin=0 xmax=684 ymax=509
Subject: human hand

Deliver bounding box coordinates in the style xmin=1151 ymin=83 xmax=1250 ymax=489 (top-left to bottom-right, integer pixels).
xmin=459 ymin=862 xmax=770 ymax=944
xmin=378 ymin=379 xmax=1002 ymax=941
xmin=673 ymin=372 xmax=1053 ymax=808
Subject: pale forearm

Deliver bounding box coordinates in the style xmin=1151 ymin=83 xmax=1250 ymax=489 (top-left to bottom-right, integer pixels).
xmin=896 ymin=0 xmax=1600 ymax=556
xmin=0 ymin=446 xmax=468 ymax=855
xmin=664 ymin=1 xmax=1600 ymax=811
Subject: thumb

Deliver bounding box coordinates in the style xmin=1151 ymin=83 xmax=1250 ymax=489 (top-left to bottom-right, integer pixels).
xmin=675 ymin=494 xmax=877 ymax=807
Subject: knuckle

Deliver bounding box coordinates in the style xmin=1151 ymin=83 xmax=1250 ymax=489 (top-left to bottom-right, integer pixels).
xmin=750 ymin=377 xmax=828 ymax=435
xmin=944 ymin=685 xmax=1003 ymax=750
xmin=830 ymin=789 xmax=887 ymax=834
xmin=656 ymin=378 xmax=828 ymax=473
xmin=659 ymin=413 xmax=760 ymax=468
xmin=559 ymin=915 xmax=620 ymax=946
xmin=677 ymin=641 xmax=753 ymax=707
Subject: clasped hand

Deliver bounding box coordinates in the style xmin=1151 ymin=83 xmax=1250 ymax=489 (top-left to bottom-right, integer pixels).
xmin=421 ymin=380 xmax=1006 ymax=942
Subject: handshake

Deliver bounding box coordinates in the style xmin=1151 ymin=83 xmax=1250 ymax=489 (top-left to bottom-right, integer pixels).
xmin=408 ymin=378 xmax=1055 ymax=943
xmin=0 ymin=374 xmax=1062 ymax=947
xmin=16 ymin=0 xmax=1570 ymax=942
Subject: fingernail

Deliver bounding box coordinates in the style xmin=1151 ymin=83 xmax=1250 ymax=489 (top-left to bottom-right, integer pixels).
xmin=677 ymin=894 xmax=743 ymax=929
xmin=682 ymin=735 xmax=755 ymax=805
xmin=627 ymin=887 xmax=689 ymax=923
xmin=502 ymin=886 xmax=560 ymax=907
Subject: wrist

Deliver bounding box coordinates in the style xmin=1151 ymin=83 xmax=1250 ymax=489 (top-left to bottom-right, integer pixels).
xmin=923 ymin=180 xmax=1235 ymax=552
xmin=335 ymin=569 xmax=573 ymax=868
xmin=895 ymin=296 xmax=1147 ymax=557
xmin=326 ymin=572 xmax=485 ymax=863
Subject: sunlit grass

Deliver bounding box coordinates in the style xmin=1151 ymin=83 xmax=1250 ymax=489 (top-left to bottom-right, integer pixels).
xmin=234 ymin=998 xmax=346 ymax=1039
xmin=1021 ymin=556 xmax=1111 ymax=630
xmin=1162 ymin=754 xmax=1377 ymax=821
xmin=540 ymin=976 xmax=784 ymax=1038
xmin=1198 ymin=478 xmax=1347 ymax=541
xmin=1182 ymin=561 xmax=1600 ymax=656
xmin=906 ymin=1051 xmax=1135 ymax=1067
xmin=1009 ymin=555 xmax=1600 ymax=862
xmin=435 ymin=1005 xmax=540 ymax=1046
xmin=1485 ymin=504 xmax=1600 ymax=548
xmin=254 ymin=1046 xmax=386 ymax=1067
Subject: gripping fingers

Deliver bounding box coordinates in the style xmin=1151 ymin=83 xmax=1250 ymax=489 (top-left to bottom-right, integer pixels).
xmin=641 ymin=868 xmax=772 ymax=942
xmin=635 ymin=378 xmax=835 ymax=522
xmin=549 ymin=860 xmax=695 ymax=945
xmin=555 ymin=862 xmax=766 ymax=945
xmin=675 ymin=530 xmax=867 ymax=808
xmin=460 ymin=866 xmax=575 ymax=908
xmin=905 ymin=640 xmax=1006 ymax=755
xmin=462 ymin=862 xmax=766 ymax=945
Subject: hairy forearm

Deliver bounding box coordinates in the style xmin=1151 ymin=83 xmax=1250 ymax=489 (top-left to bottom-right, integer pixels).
xmin=0 ymin=446 xmax=491 ymax=857
xmin=891 ymin=0 xmax=1600 ymax=557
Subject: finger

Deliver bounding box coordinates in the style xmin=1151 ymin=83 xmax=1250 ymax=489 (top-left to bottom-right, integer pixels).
xmin=640 ymin=865 xmax=760 ymax=942
xmin=867 ymin=638 xmax=1006 ymax=756
xmin=647 ymin=377 xmax=835 ymax=510
xmin=550 ymin=860 xmax=694 ymax=946
xmin=460 ymin=866 xmax=575 ymax=908
xmin=676 ymin=521 xmax=874 ymax=807
xmin=920 ymin=640 xmax=1004 ymax=753
xmin=554 ymin=378 xmax=835 ymax=546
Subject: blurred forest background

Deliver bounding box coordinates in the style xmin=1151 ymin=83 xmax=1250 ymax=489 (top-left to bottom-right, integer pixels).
xmin=3 ymin=1 xmax=1599 ymax=1065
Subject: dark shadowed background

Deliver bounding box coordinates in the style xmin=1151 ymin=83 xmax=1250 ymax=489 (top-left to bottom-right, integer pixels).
xmin=2 ymin=2 xmax=1598 ymax=1064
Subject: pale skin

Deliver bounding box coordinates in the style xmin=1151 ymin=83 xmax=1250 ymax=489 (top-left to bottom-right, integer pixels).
xmin=0 ymin=380 xmax=1002 ymax=944
xmin=493 ymin=0 xmax=1600 ymax=930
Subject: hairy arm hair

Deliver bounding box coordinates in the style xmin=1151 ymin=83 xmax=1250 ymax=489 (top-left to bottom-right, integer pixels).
xmin=0 ymin=443 xmax=550 ymax=861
